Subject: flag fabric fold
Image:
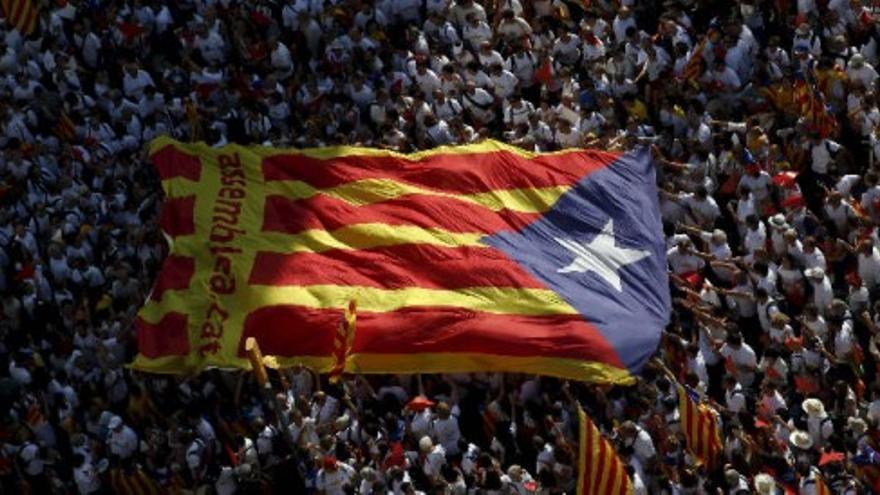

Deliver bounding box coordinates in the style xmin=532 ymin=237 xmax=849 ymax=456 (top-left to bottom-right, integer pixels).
xmin=577 ymin=407 xmax=633 ymax=495
xmin=132 ymin=138 xmax=669 ymax=384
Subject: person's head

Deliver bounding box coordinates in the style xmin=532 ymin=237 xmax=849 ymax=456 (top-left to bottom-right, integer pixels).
xmin=803 ymin=236 xmax=816 ymax=252
xmin=827 ymin=190 xmax=842 ymax=206
xmin=746 ymin=214 xmax=759 ymax=230
xmin=726 ymin=332 xmax=743 ymax=349
xmin=676 ymin=238 xmax=692 ymax=254
xmin=419 ymin=435 xmax=434 ymax=453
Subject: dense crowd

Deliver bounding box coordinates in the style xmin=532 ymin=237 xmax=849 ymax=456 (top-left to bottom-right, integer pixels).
xmin=7 ymin=0 xmax=880 ymax=493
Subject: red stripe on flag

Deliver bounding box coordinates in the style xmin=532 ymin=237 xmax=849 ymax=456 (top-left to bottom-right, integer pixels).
xmin=20 ymin=0 xmax=36 ymax=34
xmin=592 ymin=433 xmax=607 ymax=494
xmin=158 ymin=195 xmax=196 ymax=237
xmin=150 ymin=255 xmax=195 ymax=301
xmin=8 ymin=0 xmax=23 ymax=29
xmin=239 ymin=306 xmax=624 ymax=365
xmin=695 ymin=408 xmax=708 ymax=459
xmin=684 ymin=397 xmax=698 ymax=455
xmin=136 ymin=313 xmax=190 ymax=358
xmin=152 ymin=144 xmax=203 ymax=181
xmin=262 ymin=194 xmax=540 ymax=235
xmin=606 ymin=463 xmax=621 ymax=495
xmin=248 ymin=245 xmax=546 ymax=290
xmin=261 ymin=149 xmax=618 ymax=193
xmin=614 ymin=464 xmax=628 ymax=495
xmin=584 ymin=416 xmax=594 ymax=470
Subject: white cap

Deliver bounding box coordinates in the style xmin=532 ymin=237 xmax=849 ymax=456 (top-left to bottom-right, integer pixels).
xmin=108 ymin=416 xmax=123 ymax=430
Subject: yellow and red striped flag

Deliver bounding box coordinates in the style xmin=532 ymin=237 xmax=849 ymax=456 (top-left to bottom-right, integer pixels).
xmin=677 ymin=383 xmax=722 ymax=468
xmin=132 ymin=138 xmax=670 ymax=384
xmin=54 ymin=111 xmax=75 ymax=142
xmin=109 ymin=467 xmax=162 ymax=495
xmin=815 ymin=471 xmax=832 ymax=495
xmin=680 ymin=39 xmax=707 ymax=88
xmin=1 ymin=0 xmax=38 ymax=35
xmin=577 ymin=407 xmax=633 ymax=495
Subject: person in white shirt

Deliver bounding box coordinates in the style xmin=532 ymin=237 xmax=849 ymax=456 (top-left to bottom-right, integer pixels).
xmin=808 ymin=134 xmax=841 ymax=177
xmin=488 ymin=64 xmax=519 ymax=100
xmin=667 ymin=239 xmax=706 ymax=275
xmin=619 ymin=421 xmax=656 ymax=466
xmin=806 ymin=267 xmax=834 ymax=315
xmin=723 ymin=375 xmax=748 ymax=413
xmin=801 ymin=237 xmax=827 ymax=271
xmin=461 ymin=82 xmax=495 ymax=124
xmin=462 ymin=13 xmax=492 ymax=50
xmin=743 ymin=215 xmax=767 ymax=255
xmin=701 ymin=59 xmax=742 ymax=92
xmin=802 ymin=398 xmax=835 ymax=448
xmin=121 ymin=64 xmax=154 ymax=100
xmin=415 ymin=436 xmax=446 ymax=482
xmin=846 ymin=53 xmax=879 ymax=89
xmin=858 ymin=240 xmax=880 ymax=290
xmin=193 ymin=23 xmax=227 ymax=65
xmin=311 ymin=391 xmax=339 ymax=426
xmin=431 ymin=402 xmax=461 ymax=456
xmin=824 ymin=191 xmax=856 ymax=235
xmin=107 ymin=415 xmax=138 ymax=460
xmin=72 ymin=453 xmax=100 ymax=494
xmin=719 ymin=332 xmax=758 ymax=387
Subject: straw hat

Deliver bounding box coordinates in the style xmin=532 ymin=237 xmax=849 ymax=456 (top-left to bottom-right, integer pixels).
xmin=754 ymin=473 xmax=776 ymax=495
xmin=790 ymin=430 xmax=814 ymax=450
xmin=768 ymin=214 xmax=788 ymax=229
xmin=849 ymin=417 xmax=868 ymax=436
xmin=802 ymin=398 xmax=827 ymax=418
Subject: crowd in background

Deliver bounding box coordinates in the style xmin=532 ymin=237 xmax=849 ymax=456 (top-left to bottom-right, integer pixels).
xmin=6 ymin=0 xmax=880 ymax=493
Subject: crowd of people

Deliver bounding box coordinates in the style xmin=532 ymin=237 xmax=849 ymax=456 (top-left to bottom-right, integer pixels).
xmin=6 ymin=0 xmax=880 ymax=493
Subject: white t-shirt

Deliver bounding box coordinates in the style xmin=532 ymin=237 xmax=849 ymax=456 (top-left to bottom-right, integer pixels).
xmin=432 ymin=416 xmax=462 ymax=455
xmin=667 ymin=248 xmax=705 ymax=274
xmin=810 ymin=139 xmax=841 ymax=174
xmin=316 ymin=463 xmax=357 ymax=495
xmin=859 ymin=247 xmax=880 ymax=288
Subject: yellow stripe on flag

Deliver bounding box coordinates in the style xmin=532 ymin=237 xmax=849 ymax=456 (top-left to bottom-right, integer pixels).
xmin=243 ymin=285 xmax=575 ymax=316
xmin=264 ymin=178 xmax=570 ymax=213
xmin=170 ymin=224 xmax=487 ymax=255
xmin=148 ymin=133 xmax=607 ymax=163
xmin=138 ymin=285 xmax=576 ymax=322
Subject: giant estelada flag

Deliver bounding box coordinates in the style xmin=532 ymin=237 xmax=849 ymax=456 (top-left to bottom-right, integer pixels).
xmin=132 ymin=137 xmax=670 ymax=384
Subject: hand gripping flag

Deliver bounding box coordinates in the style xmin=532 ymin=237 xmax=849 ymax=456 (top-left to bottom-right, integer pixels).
xmin=132 ymin=138 xmax=670 ymax=384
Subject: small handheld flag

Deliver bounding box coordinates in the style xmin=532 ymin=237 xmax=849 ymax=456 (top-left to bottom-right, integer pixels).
xmin=677 ymin=383 xmax=722 ymax=468
xmin=577 ymin=407 xmax=633 ymax=495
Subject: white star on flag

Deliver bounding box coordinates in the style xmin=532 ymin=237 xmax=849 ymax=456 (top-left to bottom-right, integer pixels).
xmin=554 ymin=218 xmax=651 ymax=292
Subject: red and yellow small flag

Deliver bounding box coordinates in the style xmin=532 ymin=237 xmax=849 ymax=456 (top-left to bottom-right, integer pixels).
xmin=54 ymin=111 xmax=76 ymax=142
xmin=677 ymin=384 xmax=722 ymax=468
xmin=577 ymin=407 xmax=633 ymax=495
